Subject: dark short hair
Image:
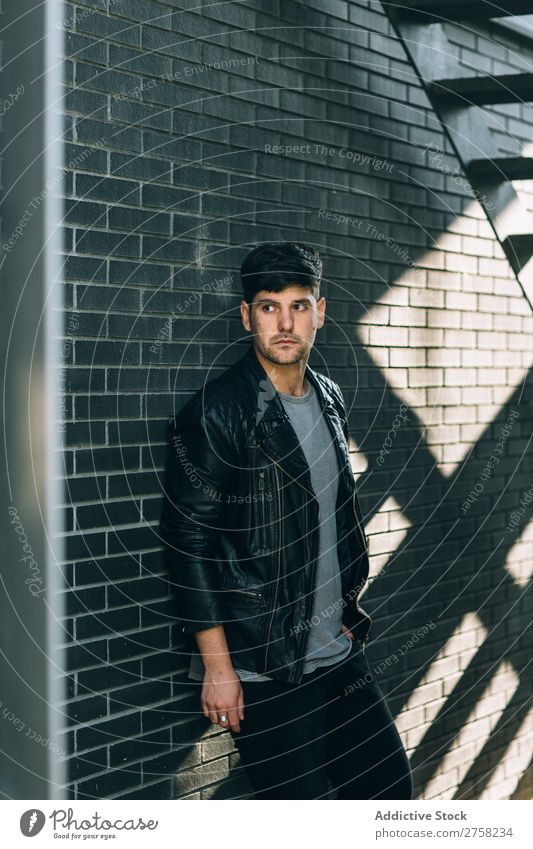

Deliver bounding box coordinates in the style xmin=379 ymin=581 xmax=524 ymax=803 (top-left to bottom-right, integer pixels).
xmin=240 ymin=242 xmax=323 ymax=304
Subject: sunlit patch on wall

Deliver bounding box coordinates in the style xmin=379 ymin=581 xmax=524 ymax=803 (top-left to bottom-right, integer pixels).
xmin=505 ymin=519 xmax=533 ymax=587
xmin=397 ymin=613 xmax=488 ymax=752
xmin=359 ymin=200 xmax=533 ymax=477
xmin=424 ymin=660 xmax=520 ymax=800
xmin=479 ymin=705 xmax=533 ymax=800
xmin=364 ymin=495 xmax=411 ymax=582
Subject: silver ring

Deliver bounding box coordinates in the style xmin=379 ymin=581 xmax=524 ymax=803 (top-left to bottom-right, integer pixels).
xmin=219 ymin=714 xmax=228 ymax=722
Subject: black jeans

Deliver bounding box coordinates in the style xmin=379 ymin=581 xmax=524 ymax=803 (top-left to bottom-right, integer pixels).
xmin=229 ymin=638 xmax=413 ymax=800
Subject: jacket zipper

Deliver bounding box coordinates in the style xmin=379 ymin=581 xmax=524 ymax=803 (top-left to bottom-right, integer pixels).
xmin=258 ymin=470 xmax=266 ymax=549
xmin=258 ymin=444 xmax=320 ymax=676
xmin=225 ymin=587 xmax=263 ymax=598
xmin=350 ymin=487 xmax=370 ymax=640
xmin=261 ymin=459 xmax=282 ymax=673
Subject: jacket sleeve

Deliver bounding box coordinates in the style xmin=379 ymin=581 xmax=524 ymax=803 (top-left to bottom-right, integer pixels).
xmin=159 ymin=396 xmax=238 ymax=635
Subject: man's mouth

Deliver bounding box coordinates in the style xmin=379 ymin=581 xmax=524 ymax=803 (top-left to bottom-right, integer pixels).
xmin=275 ymin=338 xmax=298 ymax=344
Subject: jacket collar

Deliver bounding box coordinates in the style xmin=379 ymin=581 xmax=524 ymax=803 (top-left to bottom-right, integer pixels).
xmin=237 ymin=344 xmax=352 ymax=497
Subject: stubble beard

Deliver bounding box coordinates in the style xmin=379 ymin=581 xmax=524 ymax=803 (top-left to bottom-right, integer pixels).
xmin=253 ymin=332 xmax=309 ymax=367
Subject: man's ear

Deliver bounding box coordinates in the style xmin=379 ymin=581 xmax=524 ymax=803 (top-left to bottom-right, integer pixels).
xmin=240 ymin=299 xmax=251 ymax=332
xmin=317 ymin=295 xmax=326 ymax=329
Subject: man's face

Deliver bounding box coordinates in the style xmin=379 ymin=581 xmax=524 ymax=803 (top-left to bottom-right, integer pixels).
xmin=240 ymin=285 xmax=325 ymax=366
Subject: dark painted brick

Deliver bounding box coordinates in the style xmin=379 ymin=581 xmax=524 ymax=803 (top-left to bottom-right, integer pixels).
xmin=65 ymin=368 xmax=105 ymax=394
xmin=75 ymin=554 xmax=141 ymax=587
xmin=107 ymin=313 xmax=170 ymax=339
xmin=141 ymin=696 xmax=196 ymax=733
xmin=75 ymin=117 xmax=142 ymax=153
xmin=109 ymin=205 xmax=171 ymax=235
xmin=65 ymin=531 xmax=106 ymax=561
xmin=64 ymin=199 xmax=107 ymax=227
xmin=142 ymin=24 xmax=202 ymax=62
xmin=75 ymin=606 xmax=141 ymax=641
xmin=64 ymin=694 xmax=108 ymax=726
xmin=111 ymin=97 xmax=171 ymax=132
xmin=76 ymin=173 xmax=140 ymax=205
xmin=107 ymin=525 xmax=159 ymax=555
xmin=142 ymin=342 xmax=200 ymax=366
xmin=108 ymin=471 xmax=161 ymax=498
xmin=172 ymin=165 xmax=228 ymax=190
xmin=108 ymin=627 xmax=170 ymax=663
xmin=77 ymin=711 xmax=141 ymax=752
xmin=107 ymin=418 xmax=165 ymax=445
xmin=108 ymin=259 xmax=172 ymax=287
xmin=76 ymin=9 xmax=141 ymax=47
xmin=64 ymin=255 xmax=108 ymax=283
xmin=109 ymin=43 xmax=172 ymax=77
xmin=111 ymin=0 xmax=173 ymax=30
xmin=64 ymin=87 xmax=108 ymax=119
xmin=65 ymin=141 xmax=108 ymax=173
xmin=109 ymin=728 xmax=170 ymax=768
xmin=74 ymin=339 xmax=140 ymax=365
xmin=74 ymin=394 xmax=141 ymax=419
xmin=75 ymin=446 xmax=139 ymax=474
xmin=116 ymin=778 xmax=172 ymax=799
xmin=142 ymin=183 xmax=200 ymax=212
xmin=106 ymin=368 xmax=168 ymax=391
xmin=141 ymin=444 xmax=166 ymax=467
xmin=76 ymin=500 xmax=142 ymax=530
xmin=140 ymin=598 xmax=176 ymax=628
xmin=141 ymin=650 xmax=182 ymax=678
xmin=142 ymin=497 xmax=166 ymax=522
xmin=107 ymin=576 xmax=168 ymax=607
xmin=109 ymin=680 xmax=171 ymax=713
xmin=75 ymin=62 xmax=140 ymax=98
xmin=76 ymin=284 xmax=141 ymax=312
xmin=78 ymin=659 xmax=141 ymax=695
xmin=76 ymin=230 xmax=140 ymax=258
xmin=110 ymin=152 xmax=172 ymax=183
xmin=65 ymin=32 xmax=107 ymax=66
xmin=76 ymin=764 xmax=142 ymax=798
xmin=143 ymin=129 xmax=201 ymax=162
xmin=67 ymin=747 xmax=108 ymax=781
xmin=142 ymin=235 xmax=197 ymax=264
xmin=65 ymin=474 xmax=107 ymax=505
xmin=65 ymin=638 xmax=108 ymax=673
xmin=64 ymin=585 xmax=106 ymax=616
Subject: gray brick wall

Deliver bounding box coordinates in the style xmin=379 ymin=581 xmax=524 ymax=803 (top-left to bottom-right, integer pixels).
xmin=59 ymin=0 xmax=532 ymax=799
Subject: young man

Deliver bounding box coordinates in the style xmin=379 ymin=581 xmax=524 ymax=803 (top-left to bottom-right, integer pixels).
xmin=160 ymin=242 xmax=413 ymax=799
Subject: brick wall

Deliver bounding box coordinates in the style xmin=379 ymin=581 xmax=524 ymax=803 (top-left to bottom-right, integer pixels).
xmin=59 ymin=0 xmax=532 ymax=799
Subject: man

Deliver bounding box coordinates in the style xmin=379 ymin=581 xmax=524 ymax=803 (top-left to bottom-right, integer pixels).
xmin=160 ymin=242 xmax=413 ymax=800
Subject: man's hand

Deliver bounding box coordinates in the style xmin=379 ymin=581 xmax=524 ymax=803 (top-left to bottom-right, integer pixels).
xmin=341 ymin=623 xmax=354 ymax=640
xmin=202 ymin=670 xmax=245 ymax=733
xmin=194 ymin=625 xmax=245 ymax=732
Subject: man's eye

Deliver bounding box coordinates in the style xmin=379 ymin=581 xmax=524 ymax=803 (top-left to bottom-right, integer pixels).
xmin=293 ymin=303 xmax=307 ymax=310
xmin=262 ymin=304 xmax=275 ymax=312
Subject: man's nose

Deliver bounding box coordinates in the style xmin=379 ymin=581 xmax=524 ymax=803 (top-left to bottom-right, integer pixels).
xmin=278 ymin=309 xmax=294 ymax=331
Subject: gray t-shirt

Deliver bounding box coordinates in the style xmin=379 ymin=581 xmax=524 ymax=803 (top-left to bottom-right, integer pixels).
xmin=187 ymin=378 xmax=352 ymax=682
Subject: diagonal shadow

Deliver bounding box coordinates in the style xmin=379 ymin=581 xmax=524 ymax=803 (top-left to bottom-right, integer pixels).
xmin=328 ymin=332 xmax=532 ymax=798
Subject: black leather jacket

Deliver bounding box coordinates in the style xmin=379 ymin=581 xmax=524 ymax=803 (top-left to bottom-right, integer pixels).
xmin=160 ymin=343 xmax=372 ymax=684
